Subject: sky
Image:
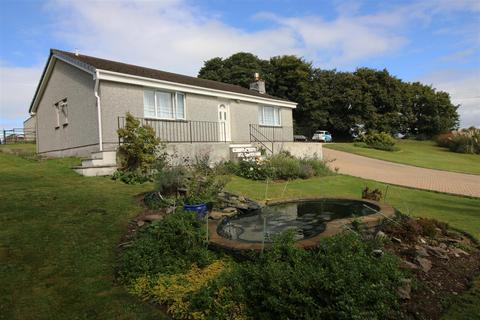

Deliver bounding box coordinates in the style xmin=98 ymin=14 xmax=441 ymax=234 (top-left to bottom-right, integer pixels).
xmin=0 ymin=0 xmax=479 ymax=129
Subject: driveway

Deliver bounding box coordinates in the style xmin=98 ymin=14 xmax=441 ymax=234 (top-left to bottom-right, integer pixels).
xmin=323 ymin=148 xmax=480 ymax=198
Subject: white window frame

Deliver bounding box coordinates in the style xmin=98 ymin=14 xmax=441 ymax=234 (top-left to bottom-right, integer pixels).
xmin=54 ymin=98 xmax=68 ymax=128
xmin=144 ymin=89 xmax=186 ymax=120
xmin=259 ymin=106 xmax=281 ymax=127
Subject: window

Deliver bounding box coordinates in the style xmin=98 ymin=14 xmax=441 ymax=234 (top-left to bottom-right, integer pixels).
xmin=259 ymin=106 xmax=281 ymax=126
xmin=54 ymin=98 xmax=68 ymax=128
xmin=143 ymin=90 xmax=185 ymax=120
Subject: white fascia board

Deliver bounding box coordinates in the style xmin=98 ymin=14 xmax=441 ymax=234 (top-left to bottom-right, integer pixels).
xmin=30 ymin=55 xmax=96 ymax=113
xmin=53 ymin=54 xmax=96 ymax=76
xmin=97 ymin=69 xmax=297 ymax=108
xmin=29 ymin=57 xmax=55 ymax=113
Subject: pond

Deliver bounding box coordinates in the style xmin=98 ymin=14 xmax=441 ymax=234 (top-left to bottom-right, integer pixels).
xmin=218 ymin=199 xmax=380 ymax=243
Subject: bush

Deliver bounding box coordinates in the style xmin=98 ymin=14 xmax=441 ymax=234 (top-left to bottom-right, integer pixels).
xmin=112 ymin=169 xmax=153 ymax=184
xmin=436 ymin=128 xmax=480 ymax=154
xmin=117 ymin=211 xmax=217 ymax=283
xmin=143 ymin=191 xmax=177 ymax=210
xmin=232 ymin=154 xmax=331 ymax=181
xmin=208 ymin=232 xmax=404 ymax=320
xmin=183 ymin=170 xmax=229 ymax=205
xmin=155 ymin=165 xmax=187 ymax=195
xmin=355 ymin=131 xmax=399 ymax=151
xmin=362 ymin=186 xmax=383 ymax=201
xmin=383 ymin=215 xmax=449 ymax=243
xmin=450 ymin=127 xmax=480 ymax=154
xmin=235 ymin=159 xmax=273 ymax=180
xmin=435 ymin=132 xmax=454 ymax=148
xmin=115 ymin=112 xmax=164 ymax=182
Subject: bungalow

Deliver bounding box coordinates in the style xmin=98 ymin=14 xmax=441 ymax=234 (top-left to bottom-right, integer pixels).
xmin=29 ymin=49 xmax=322 ymax=176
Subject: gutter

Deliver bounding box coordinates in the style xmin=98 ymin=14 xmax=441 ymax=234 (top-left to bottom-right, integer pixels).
xmin=94 ymin=70 xmax=103 ymax=151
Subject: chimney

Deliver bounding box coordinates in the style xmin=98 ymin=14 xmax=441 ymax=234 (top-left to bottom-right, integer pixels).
xmin=249 ymin=73 xmax=266 ymax=94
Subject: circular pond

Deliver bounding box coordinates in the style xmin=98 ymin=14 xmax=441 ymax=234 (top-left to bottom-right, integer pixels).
xmin=209 ymin=198 xmax=395 ymax=251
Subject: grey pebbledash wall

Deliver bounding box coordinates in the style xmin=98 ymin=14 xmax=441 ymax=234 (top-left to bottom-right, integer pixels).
xmin=36 ymin=59 xmax=99 ymax=157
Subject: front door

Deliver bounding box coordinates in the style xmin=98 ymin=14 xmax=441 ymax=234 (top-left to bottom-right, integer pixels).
xmin=218 ymin=104 xmax=231 ymax=142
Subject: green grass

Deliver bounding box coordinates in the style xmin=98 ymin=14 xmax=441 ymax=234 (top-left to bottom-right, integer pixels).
xmin=0 ymin=146 xmax=164 ymax=319
xmin=325 ymin=140 xmax=480 ymax=175
xmin=1 ymin=144 xmax=479 ymax=318
xmin=226 ymin=175 xmax=480 ymax=238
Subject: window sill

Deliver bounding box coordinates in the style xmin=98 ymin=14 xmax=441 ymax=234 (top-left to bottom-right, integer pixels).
xmin=144 ymin=117 xmax=187 ymax=122
xmin=259 ymin=124 xmax=282 ymax=128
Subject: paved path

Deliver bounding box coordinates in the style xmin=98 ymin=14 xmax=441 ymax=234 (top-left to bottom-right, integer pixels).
xmin=323 ymin=148 xmax=480 ymax=198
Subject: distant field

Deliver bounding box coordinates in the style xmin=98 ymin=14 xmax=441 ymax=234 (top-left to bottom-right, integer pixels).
xmin=324 ymin=140 xmax=480 ymax=175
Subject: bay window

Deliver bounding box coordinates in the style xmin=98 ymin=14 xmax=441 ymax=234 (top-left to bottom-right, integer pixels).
xmin=259 ymin=106 xmax=281 ymax=126
xmin=144 ymin=90 xmax=185 ymax=120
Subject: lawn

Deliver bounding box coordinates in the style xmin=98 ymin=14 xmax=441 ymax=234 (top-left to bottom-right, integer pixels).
xmin=324 ymin=139 xmax=480 ymax=175
xmin=1 ymin=144 xmax=479 ymax=319
xmin=0 ymin=145 xmax=165 ymax=320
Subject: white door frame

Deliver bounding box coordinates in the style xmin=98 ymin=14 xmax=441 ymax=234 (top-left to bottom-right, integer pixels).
xmin=218 ymin=103 xmax=231 ymax=142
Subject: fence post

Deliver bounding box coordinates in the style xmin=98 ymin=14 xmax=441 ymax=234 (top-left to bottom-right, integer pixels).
xmin=2 ymin=130 xmax=5 ymax=144
xmin=189 ymin=121 xmax=193 ymax=143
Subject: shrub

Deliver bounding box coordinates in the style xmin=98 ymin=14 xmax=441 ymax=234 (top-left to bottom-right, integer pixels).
xmin=112 ymin=169 xmax=153 ymax=184
xmin=221 ymin=232 xmax=404 ymax=320
xmin=300 ymin=157 xmax=331 ymax=177
xmin=355 ymin=131 xmax=399 ymax=151
xmin=233 ymin=155 xmax=331 ymax=181
xmin=116 ymin=112 xmax=164 ymax=181
xmin=131 ymin=260 xmax=230 ymax=320
xmin=236 ymin=159 xmax=272 ymax=180
xmin=183 ymin=170 xmax=229 ymax=205
xmin=268 ymin=153 xmax=302 ymax=180
xmin=155 ymin=165 xmax=187 ymax=195
xmin=436 ymin=128 xmax=480 ymax=154
xmin=143 ymin=191 xmax=177 ymax=210
xmin=117 ymin=211 xmax=217 ymax=283
xmin=449 ymin=127 xmax=480 ymax=154
xmin=362 ymin=186 xmax=383 ymax=201
xmin=435 ymin=132 xmax=454 ymax=148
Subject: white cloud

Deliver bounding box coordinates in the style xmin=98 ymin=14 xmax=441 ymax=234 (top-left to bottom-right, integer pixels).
xmin=47 ymin=0 xmax=415 ymax=74
xmin=422 ymin=70 xmax=480 ymax=128
xmin=0 ymin=64 xmax=42 ymax=129
xmin=48 ymin=0 xmax=300 ymax=76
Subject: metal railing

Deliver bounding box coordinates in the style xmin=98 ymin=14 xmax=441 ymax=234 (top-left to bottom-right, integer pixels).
xmin=249 ymin=124 xmax=295 ymax=143
xmin=117 ymin=117 xmax=227 ymax=143
xmin=1 ymin=128 xmax=36 ymax=144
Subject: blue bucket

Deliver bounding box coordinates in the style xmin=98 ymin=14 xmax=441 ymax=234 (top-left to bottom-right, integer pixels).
xmin=184 ymin=203 xmax=208 ymax=219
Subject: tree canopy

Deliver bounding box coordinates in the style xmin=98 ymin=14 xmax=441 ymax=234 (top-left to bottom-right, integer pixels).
xmin=198 ymin=53 xmax=459 ymax=137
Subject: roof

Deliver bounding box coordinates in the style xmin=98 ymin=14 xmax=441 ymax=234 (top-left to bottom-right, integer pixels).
xmin=51 ymin=49 xmax=290 ymax=102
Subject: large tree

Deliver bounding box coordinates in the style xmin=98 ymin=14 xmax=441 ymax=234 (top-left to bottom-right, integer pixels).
xmin=197 ymin=53 xmax=459 ymax=137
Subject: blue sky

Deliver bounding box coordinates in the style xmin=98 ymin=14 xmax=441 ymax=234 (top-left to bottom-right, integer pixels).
xmin=1 ymin=0 xmax=479 ymax=129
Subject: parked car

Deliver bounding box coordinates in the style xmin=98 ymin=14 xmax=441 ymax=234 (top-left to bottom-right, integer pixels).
xmin=293 ymin=134 xmax=307 ymax=142
xmin=312 ymin=130 xmax=332 ymax=142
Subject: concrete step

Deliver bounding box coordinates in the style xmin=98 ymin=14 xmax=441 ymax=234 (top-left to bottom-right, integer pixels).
xmin=72 ymin=165 xmax=117 ymax=177
xmin=90 ymin=150 xmax=117 ymax=162
xmin=81 ymin=158 xmax=117 ymax=167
